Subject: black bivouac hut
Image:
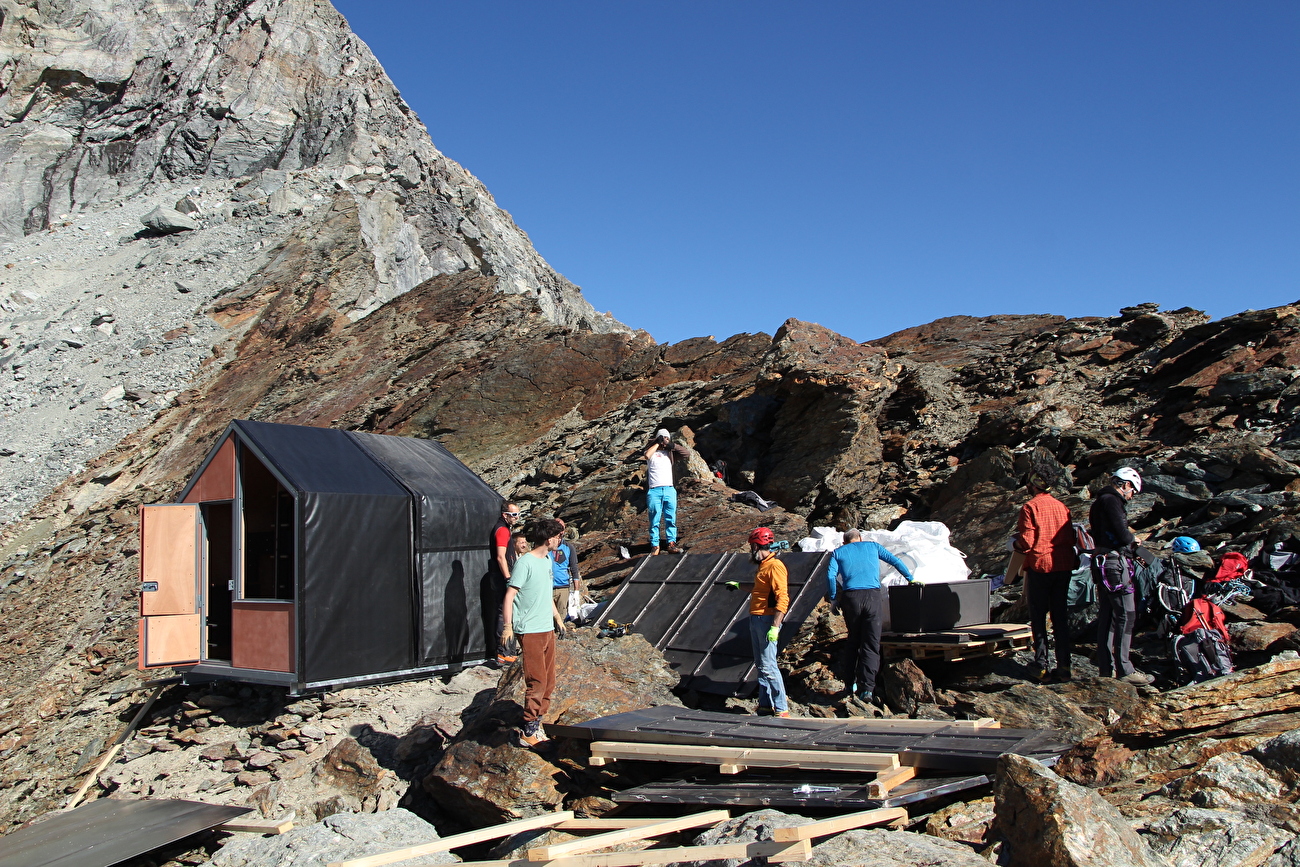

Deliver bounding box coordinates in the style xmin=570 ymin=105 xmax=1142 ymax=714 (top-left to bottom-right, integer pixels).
xmin=138 ymin=420 xmax=502 ymax=693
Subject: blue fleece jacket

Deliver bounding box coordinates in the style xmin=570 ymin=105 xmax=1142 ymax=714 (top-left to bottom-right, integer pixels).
xmin=826 ymin=541 xmax=913 ymax=600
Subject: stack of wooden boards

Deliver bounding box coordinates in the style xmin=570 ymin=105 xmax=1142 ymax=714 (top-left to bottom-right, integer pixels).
xmin=880 ymin=623 xmax=1033 ymax=662
xmin=548 ymin=705 xmax=1073 ymax=809
xmin=329 ymin=807 xmax=910 ymax=867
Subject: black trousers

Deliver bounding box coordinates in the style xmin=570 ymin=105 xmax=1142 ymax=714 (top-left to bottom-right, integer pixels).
xmin=841 ymin=588 xmax=885 ymax=695
xmin=1026 ymin=569 xmax=1072 ymax=672
xmin=489 ymin=572 xmax=506 ymax=656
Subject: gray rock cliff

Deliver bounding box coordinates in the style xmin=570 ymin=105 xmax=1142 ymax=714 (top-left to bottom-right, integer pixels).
xmin=0 ymin=0 xmax=618 ymax=330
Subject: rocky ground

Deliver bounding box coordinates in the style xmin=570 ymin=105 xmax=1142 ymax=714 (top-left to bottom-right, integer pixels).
xmin=4 ymin=0 xmax=1300 ymax=865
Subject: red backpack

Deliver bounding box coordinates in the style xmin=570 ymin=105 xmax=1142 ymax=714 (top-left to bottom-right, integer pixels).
xmin=1211 ymin=552 xmax=1250 ymax=584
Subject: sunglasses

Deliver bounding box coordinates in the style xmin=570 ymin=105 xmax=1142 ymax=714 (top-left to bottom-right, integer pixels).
xmin=504 ymin=511 xmax=520 ymax=517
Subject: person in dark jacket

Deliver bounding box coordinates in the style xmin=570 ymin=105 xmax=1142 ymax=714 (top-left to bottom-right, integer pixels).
xmin=1088 ymin=467 xmax=1153 ymax=685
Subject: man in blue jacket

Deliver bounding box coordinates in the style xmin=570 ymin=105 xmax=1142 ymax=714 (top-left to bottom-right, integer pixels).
xmin=826 ymin=530 xmax=914 ymax=702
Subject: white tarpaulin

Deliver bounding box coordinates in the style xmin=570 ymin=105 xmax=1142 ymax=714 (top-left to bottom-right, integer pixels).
xmin=860 ymin=521 xmax=970 ymax=586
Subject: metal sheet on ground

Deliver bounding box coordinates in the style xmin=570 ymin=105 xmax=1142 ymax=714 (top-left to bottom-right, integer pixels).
xmin=0 ymin=798 xmax=250 ymax=867
xmin=549 ymin=706 xmax=1072 ymax=773
xmin=613 ymin=771 xmax=992 ymax=809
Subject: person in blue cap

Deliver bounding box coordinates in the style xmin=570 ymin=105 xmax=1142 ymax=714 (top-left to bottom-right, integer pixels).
xmin=826 ymin=529 xmax=914 ymax=703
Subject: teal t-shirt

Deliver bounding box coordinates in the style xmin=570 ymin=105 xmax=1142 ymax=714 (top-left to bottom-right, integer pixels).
xmin=508 ymin=551 xmax=555 ymax=634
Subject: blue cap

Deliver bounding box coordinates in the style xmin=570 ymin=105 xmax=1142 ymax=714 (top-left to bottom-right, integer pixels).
xmin=1170 ymin=536 xmax=1200 ymax=553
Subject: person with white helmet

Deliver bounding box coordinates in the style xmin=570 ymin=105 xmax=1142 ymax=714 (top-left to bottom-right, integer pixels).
xmin=1089 ymin=467 xmax=1153 ymax=685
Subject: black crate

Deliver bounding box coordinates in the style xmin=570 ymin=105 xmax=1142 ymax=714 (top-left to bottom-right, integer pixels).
xmin=885 ymin=579 xmax=991 ymax=633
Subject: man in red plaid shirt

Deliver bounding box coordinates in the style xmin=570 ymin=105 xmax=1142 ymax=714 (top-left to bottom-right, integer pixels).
xmin=1016 ymin=470 xmax=1078 ymax=682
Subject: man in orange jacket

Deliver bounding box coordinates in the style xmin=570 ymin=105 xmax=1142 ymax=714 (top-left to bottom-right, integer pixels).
xmin=1016 ymin=470 xmax=1078 ymax=682
xmin=747 ymin=527 xmax=790 ymax=717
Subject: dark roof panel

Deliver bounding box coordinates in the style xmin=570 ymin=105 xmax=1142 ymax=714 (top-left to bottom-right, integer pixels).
xmin=233 ymin=420 xmax=406 ymax=496
xmin=349 ymin=431 xmax=501 ymax=550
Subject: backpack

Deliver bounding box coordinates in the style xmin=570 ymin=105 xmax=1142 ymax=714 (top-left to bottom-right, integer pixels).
xmin=1073 ymin=523 xmax=1095 ymax=559
xmin=1212 ymin=551 xmax=1250 ymax=583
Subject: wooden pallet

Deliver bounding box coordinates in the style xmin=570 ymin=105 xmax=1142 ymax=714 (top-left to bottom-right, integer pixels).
xmin=882 ymin=623 xmax=1031 ymax=644
xmin=882 ymin=623 xmax=1031 ymax=662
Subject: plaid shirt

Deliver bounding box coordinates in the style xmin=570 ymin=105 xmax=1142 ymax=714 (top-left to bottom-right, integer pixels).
xmin=1016 ymin=492 xmax=1076 ymax=573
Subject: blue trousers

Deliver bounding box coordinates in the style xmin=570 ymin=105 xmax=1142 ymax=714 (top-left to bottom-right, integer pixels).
xmin=748 ymin=614 xmax=788 ymax=712
xmin=647 ymin=485 xmax=677 ymax=547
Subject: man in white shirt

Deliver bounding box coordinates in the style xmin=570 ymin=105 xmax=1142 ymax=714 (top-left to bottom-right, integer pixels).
xmin=643 ymin=428 xmax=689 ymax=555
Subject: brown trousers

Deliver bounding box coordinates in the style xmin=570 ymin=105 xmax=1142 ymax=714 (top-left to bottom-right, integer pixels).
xmin=520 ymin=630 xmax=557 ymax=723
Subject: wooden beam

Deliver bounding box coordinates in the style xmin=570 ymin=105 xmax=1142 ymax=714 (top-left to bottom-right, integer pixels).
xmin=452 ymin=839 xmax=812 ymax=867
xmin=328 ymin=811 xmax=574 ymax=867
xmin=771 ymin=808 xmax=909 ymax=842
xmin=527 ymin=810 xmax=729 ymax=861
xmin=867 ymin=766 xmax=916 ymax=799
xmin=553 ymin=819 xmax=667 ymax=831
xmin=588 ymin=741 xmax=899 ymax=773
xmin=218 ymin=816 xmax=295 ymax=835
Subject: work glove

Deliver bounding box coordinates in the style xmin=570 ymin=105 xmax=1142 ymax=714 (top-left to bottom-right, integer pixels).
xmin=766 ymin=626 xmax=779 ymax=643
xmin=829 ymin=600 xmax=840 ymax=616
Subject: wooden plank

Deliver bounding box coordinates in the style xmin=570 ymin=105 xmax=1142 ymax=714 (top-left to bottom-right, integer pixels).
xmin=218 ymin=816 xmax=295 ymax=834
xmin=588 ymin=741 xmax=899 ymax=772
xmin=454 ymin=839 xmax=812 ymax=867
xmin=771 ymin=807 xmax=909 ymax=842
xmin=527 ymin=810 xmax=729 ymax=861
xmin=328 ymin=811 xmax=574 ymax=867
xmin=554 ymin=820 xmax=668 ymax=831
xmin=867 ymin=765 xmax=916 ymax=799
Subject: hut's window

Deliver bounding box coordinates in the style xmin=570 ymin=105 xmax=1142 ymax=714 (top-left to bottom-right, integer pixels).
xmin=240 ymin=449 xmax=294 ymax=600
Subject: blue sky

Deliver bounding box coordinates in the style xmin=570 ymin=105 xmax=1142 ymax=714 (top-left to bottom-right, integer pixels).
xmin=332 ymin=1 xmax=1299 ymax=345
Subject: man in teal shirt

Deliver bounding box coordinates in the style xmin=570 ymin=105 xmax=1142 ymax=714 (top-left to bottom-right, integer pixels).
xmin=502 ymin=517 xmax=568 ymax=747
xmin=826 ymin=530 xmax=914 ymax=703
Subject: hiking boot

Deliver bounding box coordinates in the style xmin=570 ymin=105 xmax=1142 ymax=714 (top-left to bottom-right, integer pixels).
xmin=667 ymin=542 xmax=683 ymax=554
xmin=1028 ymin=665 xmax=1050 ymax=682
xmin=1050 ymin=669 xmax=1073 ymax=683
xmin=775 ymin=710 xmax=792 ymax=718
xmin=755 ymin=706 xmax=774 ymax=716
xmin=517 ymin=720 xmax=549 ymax=748
xmin=1120 ymin=670 xmax=1155 ymax=686
xmin=650 ymin=546 xmax=660 ymax=556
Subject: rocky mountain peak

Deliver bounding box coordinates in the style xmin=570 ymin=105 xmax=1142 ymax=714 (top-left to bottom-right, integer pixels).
xmin=0 ymin=0 xmax=620 ymax=331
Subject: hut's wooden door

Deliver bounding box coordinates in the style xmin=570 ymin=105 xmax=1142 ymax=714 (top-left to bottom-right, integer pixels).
xmin=138 ymin=504 xmax=203 ymax=668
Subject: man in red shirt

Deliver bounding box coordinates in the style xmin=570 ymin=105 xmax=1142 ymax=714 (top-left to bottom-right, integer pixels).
xmin=489 ymin=502 xmax=521 ymax=665
xmin=1016 ymin=471 xmax=1078 ymax=682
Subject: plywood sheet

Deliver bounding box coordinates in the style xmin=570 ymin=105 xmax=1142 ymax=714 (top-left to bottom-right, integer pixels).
xmin=232 ymin=602 xmax=294 ymax=672
xmin=140 ymin=504 xmax=199 ymax=616
xmin=183 ymin=437 xmax=235 ymax=503
xmin=141 ymin=613 xmax=202 ymax=666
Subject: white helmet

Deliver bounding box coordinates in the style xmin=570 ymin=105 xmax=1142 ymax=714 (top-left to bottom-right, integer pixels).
xmin=1114 ymin=467 xmax=1143 ymax=493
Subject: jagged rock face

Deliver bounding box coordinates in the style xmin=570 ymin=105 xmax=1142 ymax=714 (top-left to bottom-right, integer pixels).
xmin=994 ymin=753 xmax=1166 ymax=867
xmin=0 ymin=0 xmax=617 ymax=331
